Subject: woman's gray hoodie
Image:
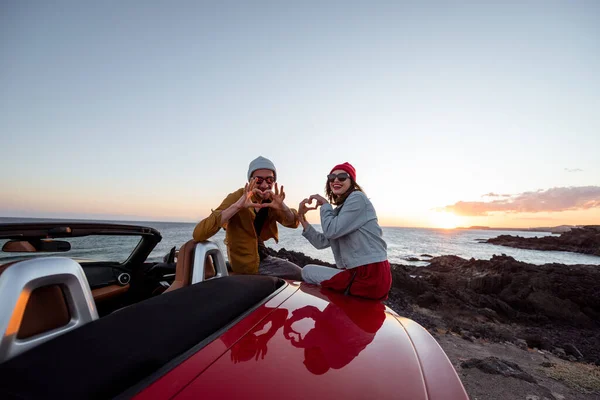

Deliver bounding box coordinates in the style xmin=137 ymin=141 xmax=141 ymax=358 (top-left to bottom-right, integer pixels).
xmin=302 ymin=191 xmax=388 ymax=269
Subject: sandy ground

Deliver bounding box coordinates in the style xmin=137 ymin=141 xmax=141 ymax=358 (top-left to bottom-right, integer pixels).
xmin=434 ymin=332 xmax=600 ymax=400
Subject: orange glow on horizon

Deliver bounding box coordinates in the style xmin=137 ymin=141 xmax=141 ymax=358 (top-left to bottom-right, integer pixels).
xmin=429 ymin=211 xmax=461 ymax=229
xmin=3 ymin=192 xmax=600 ymax=229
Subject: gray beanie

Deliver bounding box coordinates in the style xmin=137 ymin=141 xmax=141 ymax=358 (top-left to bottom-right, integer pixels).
xmin=247 ymin=156 xmax=277 ymax=181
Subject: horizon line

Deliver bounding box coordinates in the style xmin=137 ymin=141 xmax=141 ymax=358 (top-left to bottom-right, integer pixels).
xmin=0 ymin=215 xmax=580 ymax=231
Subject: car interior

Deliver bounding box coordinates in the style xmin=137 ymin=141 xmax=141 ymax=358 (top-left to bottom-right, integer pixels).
xmin=0 ymin=223 xmax=175 ymax=316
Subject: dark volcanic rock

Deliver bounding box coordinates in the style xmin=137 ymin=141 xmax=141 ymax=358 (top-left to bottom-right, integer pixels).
xmin=461 ymin=357 xmax=537 ymax=383
xmin=563 ymin=343 xmax=583 ymax=360
xmin=522 ymin=333 xmax=552 ymax=351
xmin=421 ymin=254 xmax=600 ymax=327
xmin=416 ymin=292 xmax=439 ymax=308
xmin=265 ymin=247 xmax=336 ymax=268
xmin=486 ymin=225 xmax=600 ymax=256
xmin=388 ymin=254 xmax=600 ymax=364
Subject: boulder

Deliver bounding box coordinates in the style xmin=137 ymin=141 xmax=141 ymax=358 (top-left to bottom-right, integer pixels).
xmin=563 ymin=343 xmax=583 ymax=359
xmin=461 ymin=357 xmax=536 ymax=383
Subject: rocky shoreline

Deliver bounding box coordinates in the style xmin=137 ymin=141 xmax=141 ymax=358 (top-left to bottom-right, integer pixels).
xmin=266 ymin=247 xmax=600 ymax=398
xmin=389 ymin=254 xmax=600 ymax=364
xmin=487 ymin=225 xmax=600 ymax=256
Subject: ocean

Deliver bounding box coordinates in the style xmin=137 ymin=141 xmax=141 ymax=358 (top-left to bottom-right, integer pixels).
xmin=2 ymin=217 xmax=600 ymax=266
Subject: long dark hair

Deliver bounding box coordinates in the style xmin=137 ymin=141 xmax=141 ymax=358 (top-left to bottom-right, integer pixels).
xmin=325 ymin=177 xmax=365 ymax=205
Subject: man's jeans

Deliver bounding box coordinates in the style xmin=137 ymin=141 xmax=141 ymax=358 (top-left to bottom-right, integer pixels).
xmin=258 ymin=256 xmax=303 ymax=281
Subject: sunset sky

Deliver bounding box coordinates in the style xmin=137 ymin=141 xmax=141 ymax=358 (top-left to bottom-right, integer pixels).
xmin=1 ymin=1 xmax=599 ymax=229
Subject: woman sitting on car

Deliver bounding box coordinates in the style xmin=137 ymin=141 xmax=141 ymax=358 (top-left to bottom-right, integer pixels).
xmin=297 ymin=162 xmax=392 ymax=300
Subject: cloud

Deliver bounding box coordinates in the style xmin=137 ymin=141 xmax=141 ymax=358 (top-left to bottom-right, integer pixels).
xmin=441 ymin=186 xmax=600 ymax=216
xmin=516 ymin=217 xmax=558 ymax=221
xmin=482 ymin=192 xmax=511 ymax=198
xmin=565 ymin=168 xmax=583 ymax=173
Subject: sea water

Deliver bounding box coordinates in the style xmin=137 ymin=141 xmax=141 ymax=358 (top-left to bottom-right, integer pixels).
xmin=2 ymin=218 xmax=599 ymax=266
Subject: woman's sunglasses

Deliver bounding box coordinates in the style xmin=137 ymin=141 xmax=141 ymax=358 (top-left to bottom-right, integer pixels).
xmin=254 ymin=176 xmax=275 ymax=185
xmin=327 ymin=173 xmax=350 ymax=183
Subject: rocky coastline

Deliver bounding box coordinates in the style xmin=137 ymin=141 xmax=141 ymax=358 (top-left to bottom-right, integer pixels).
xmin=486 ymin=225 xmax=600 ymax=256
xmin=266 ymin=246 xmax=600 ymax=399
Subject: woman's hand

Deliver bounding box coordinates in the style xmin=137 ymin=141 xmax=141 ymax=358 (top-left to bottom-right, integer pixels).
xmin=297 ymin=198 xmax=318 ymax=229
xmin=309 ymin=194 xmax=328 ymax=206
xmin=298 ymin=198 xmax=318 ymax=217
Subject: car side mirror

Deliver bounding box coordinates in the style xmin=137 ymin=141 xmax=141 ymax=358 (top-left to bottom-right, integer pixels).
xmin=2 ymin=239 xmax=71 ymax=253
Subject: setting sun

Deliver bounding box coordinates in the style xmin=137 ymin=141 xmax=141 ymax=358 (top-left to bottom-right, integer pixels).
xmin=431 ymin=212 xmax=461 ymax=229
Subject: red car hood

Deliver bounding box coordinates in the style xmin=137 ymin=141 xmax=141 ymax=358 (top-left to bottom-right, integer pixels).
xmin=136 ymin=282 xmax=467 ymax=400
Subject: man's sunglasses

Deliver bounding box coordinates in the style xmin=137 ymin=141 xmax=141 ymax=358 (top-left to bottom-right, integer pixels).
xmin=254 ymin=176 xmax=275 ymax=185
xmin=327 ymin=173 xmax=350 ymax=183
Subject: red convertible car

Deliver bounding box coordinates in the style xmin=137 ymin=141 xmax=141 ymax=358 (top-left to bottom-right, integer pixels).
xmin=0 ymin=222 xmax=468 ymax=399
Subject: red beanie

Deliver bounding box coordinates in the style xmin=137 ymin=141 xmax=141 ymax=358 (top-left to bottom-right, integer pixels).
xmin=330 ymin=162 xmax=356 ymax=181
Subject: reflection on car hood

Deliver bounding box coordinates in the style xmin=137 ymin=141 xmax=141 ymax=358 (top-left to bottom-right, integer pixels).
xmin=170 ymin=283 xmax=465 ymax=399
xmin=135 ymin=281 xmax=468 ymax=400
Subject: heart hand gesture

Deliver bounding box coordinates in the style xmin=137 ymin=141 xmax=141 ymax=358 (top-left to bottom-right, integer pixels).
xmin=235 ymin=179 xmax=262 ymax=210
xmin=258 ymin=183 xmax=286 ymax=211
xmin=309 ymin=194 xmax=328 ymax=207
xmin=298 ymin=198 xmax=318 ymax=218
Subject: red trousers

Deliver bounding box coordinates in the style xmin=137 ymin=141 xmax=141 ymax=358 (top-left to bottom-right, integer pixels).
xmin=321 ymin=260 xmax=392 ymax=300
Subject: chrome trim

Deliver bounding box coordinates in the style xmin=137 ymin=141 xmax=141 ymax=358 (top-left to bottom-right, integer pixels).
xmin=0 ymin=257 xmax=99 ymax=363
xmin=191 ymin=241 xmax=229 ymax=284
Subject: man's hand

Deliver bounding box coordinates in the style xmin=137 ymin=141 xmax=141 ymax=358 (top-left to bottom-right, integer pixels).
xmin=216 ymin=180 xmax=267 ymax=229
xmin=257 ymin=183 xmax=285 ymax=210
xmin=259 ymin=183 xmax=297 ymax=224
xmin=234 ymin=179 xmax=263 ymax=210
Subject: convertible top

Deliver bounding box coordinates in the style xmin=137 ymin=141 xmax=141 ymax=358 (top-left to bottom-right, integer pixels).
xmin=0 ymin=222 xmax=161 ymax=240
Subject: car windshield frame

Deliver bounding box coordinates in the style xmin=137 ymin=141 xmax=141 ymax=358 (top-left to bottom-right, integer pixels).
xmin=0 ymin=223 xmax=162 ymax=267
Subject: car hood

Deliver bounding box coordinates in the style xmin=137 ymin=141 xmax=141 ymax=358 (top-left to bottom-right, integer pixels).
xmin=169 ymin=283 xmax=466 ymax=400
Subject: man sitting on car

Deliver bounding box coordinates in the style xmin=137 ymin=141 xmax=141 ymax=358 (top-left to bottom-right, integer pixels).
xmin=193 ymin=156 xmax=303 ymax=280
